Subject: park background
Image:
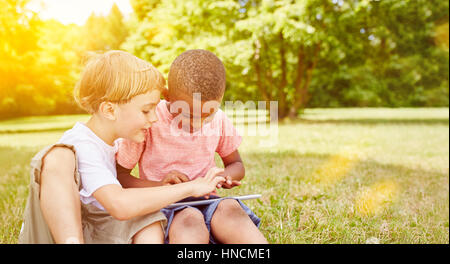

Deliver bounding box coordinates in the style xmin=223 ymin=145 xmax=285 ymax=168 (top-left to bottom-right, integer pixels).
xmin=0 ymin=0 xmax=449 ymax=243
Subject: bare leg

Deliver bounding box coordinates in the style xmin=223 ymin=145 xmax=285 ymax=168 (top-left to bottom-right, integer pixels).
xmin=132 ymin=221 xmax=165 ymax=244
xmin=40 ymin=147 xmax=84 ymax=244
xmin=210 ymin=199 xmax=268 ymax=244
xmin=168 ymin=208 xmax=209 ymax=244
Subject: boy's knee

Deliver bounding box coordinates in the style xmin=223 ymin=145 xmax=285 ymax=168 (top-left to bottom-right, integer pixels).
xmin=133 ymin=222 xmax=165 ymax=244
xmin=174 ymin=208 xmax=205 ymax=228
xmin=214 ymin=199 xmax=247 ymax=219
xmin=43 ymin=147 xmax=75 ymax=166
xmin=41 ymin=147 xmax=76 ymax=182
xmin=64 ymin=236 xmax=83 ymax=244
xmin=169 ymin=208 xmax=209 ymax=243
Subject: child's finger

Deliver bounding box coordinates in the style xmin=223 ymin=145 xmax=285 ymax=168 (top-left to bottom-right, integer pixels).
xmin=171 ymin=177 xmax=182 ymax=184
xmin=221 ymin=180 xmax=241 ymax=189
xmin=178 ymin=174 xmax=190 ymax=182
xmin=222 ymin=183 xmax=234 ymax=189
xmin=204 ymin=192 xmax=215 ymax=199
xmin=213 ymin=168 xmax=225 ymax=177
xmin=221 ymin=183 xmax=231 ymax=189
xmin=212 ymin=176 xmax=225 ymax=186
xmin=204 ymin=168 xmax=215 ymax=180
xmin=226 ymin=176 xmax=232 ymax=185
xmin=205 ymin=167 xmax=224 ymax=180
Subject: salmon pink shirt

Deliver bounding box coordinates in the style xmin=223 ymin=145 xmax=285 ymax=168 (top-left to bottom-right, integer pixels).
xmin=116 ymin=100 xmax=242 ymax=181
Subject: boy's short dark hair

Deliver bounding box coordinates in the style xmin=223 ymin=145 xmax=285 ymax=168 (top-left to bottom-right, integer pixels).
xmin=168 ymin=49 xmax=226 ymax=101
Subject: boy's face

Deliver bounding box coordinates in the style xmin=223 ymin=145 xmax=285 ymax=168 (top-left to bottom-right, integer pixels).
xmin=114 ymin=90 xmax=161 ymax=142
xmin=167 ymin=90 xmax=222 ymax=133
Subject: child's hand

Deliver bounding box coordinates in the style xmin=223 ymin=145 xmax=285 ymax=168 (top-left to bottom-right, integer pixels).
xmin=203 ymin=176 xmax=240 ymax=199
xmin=189 ymin=167 xmax=225 ymax=197
xmin=219 ymin=175 xmax=241 ymax=189
xmin=214 ymin=172 xmax=241 ymax=189
xmin=161 ymin=170 xmax=190 ymax=185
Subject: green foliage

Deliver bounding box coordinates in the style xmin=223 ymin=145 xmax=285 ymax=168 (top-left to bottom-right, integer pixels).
xmin=1 ymin=0 xmax=42 ymax=118
xmin=0 ymin=0 xmax=448 ymax=119
xmin=310 ymin=0 xmax=450 ymax=108
xmin=83 ymin=3 xmax=129 ymax=51
xmin=123 ymin=0 xmax=449 ymax=118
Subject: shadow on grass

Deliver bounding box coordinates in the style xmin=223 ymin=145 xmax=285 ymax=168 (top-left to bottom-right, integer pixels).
xmin=241 ymin=150 xmax=449 ymax=192
xmin=1 ymin=117 xmax=448 ymax=133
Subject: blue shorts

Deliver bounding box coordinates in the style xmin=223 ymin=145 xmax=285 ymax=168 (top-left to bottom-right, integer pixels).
xmin=161 ymin=195 xmax=261 ymax=244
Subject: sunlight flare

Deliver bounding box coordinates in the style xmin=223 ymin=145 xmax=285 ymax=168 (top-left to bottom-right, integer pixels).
xmin=355 ymin=180 xmax=398 ymax=217
xmin=27 ymin=0 xmax=132 ymax=25
xmin=312 ymin=150 xmax=359 ymax=186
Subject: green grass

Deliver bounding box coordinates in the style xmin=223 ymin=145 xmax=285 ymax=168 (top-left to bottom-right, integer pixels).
xmin=1 ymin=108 xmax=449 ymax=243
xmin=0 ymin=115 xmax=89 ymax=134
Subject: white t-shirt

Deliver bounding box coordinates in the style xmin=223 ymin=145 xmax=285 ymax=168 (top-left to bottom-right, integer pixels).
xmin=58 ymin=122 xmax=121 ymax=210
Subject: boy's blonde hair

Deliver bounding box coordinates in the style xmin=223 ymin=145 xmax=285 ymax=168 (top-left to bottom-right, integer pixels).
xmin=74 ymin=50 xmax=165 ymax=114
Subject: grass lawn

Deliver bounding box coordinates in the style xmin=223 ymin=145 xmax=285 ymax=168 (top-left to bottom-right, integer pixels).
xmin=0 ymin=108 xmax=448 ymax=243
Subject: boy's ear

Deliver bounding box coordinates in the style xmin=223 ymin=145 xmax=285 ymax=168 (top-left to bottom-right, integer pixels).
xmin=98 ymin=101 xmax=117 ymax=121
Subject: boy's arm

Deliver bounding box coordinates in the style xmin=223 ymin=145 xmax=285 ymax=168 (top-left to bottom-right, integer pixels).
xmin=116 ymin=164 xmax=163 ymax=188
xmin=94 ymin=168 xmax=226 ymax=221
xmin=117 ymin=164 xmax=190 ymax=187
xmin=220 ymin=149 xmax=245 ymax=189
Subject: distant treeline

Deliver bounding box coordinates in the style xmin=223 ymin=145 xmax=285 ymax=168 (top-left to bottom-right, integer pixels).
xmin=1 ymin=0 xmax=448 ymax=119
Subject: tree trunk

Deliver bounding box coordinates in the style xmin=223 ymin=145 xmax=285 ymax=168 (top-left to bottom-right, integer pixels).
xmin=278 ymin=32 xmax=288 ymax=119
xmin=289 ymin=42 xmax=321 ymax=118
xmin=289 ymin=45 xmax=305 ymax=118
xmin=253 ymin=38 xmax=271 ymax=102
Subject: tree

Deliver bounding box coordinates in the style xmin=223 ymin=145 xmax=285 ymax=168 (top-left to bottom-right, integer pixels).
xmin=228 ymin=0 xmax=332 ymax=118
xmin=314 ymin=0 xmax=449 ymax=107
xmin=82 ymin=3 xmax=129 ymax=51
xmin=108 ymin=4 xmax=129 ymax=50
xmin=0 ymin=0 xmax=42 ymax=118
xmin=34 ymin=20 xmax=85 ymax=115
xmin=0 ymin=1 xmax=138 ymax=119
xmin=124 ymin=0 xmax=448 ymax=116
xmin=125 ymin=0 xmax=358 ymax=118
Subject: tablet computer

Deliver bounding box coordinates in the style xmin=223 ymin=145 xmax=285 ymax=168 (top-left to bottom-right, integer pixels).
xmin=165 ymin=194 xmax=262 ymax=209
